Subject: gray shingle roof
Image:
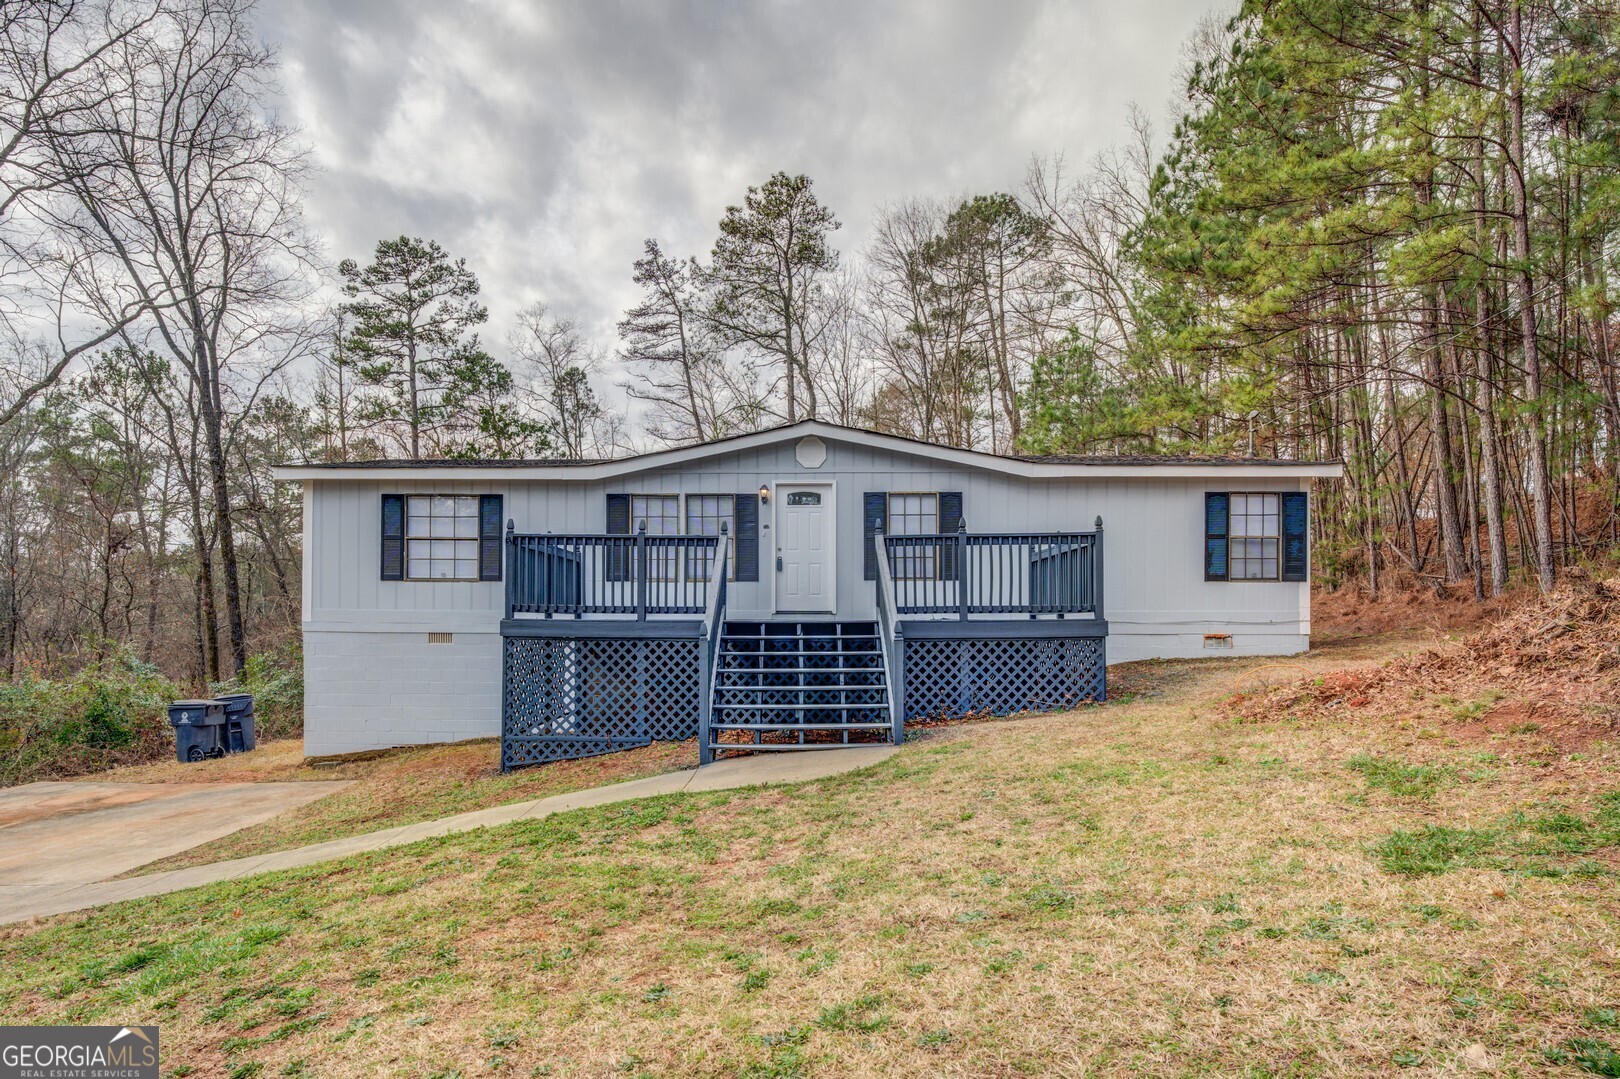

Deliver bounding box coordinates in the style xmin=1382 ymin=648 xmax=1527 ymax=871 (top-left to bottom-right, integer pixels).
xmin=280 ymin=421 xmax=1339 ymax=470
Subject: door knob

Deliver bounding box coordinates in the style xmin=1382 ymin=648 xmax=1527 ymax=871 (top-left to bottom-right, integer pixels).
xmin=776 ymin=556 xmax=784 ymax=572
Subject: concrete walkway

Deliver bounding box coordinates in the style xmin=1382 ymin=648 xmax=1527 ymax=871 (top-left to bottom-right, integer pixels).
xmin=0 ymin=780 xmax=347 ymax=924
xmin=0 ymin=746 xmax=896 ymax=927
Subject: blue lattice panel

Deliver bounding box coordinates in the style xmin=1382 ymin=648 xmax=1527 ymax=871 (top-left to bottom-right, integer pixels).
xmin=903 ymin=636 xmax=1105 ymax=721
xmin=502 ymin=635 xmax=700 ymax=770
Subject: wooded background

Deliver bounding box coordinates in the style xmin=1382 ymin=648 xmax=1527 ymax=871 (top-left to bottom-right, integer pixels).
xmin=1 ymin=0 xmax=1615 ymax=697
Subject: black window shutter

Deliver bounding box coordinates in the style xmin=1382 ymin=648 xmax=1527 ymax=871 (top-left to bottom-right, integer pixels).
xmin=1204 ymin=492 xmax=1230 ymax=581
xmin=863 ymin=492 xmax=888 ymax=580
xmin=478 ymin=494 xmax=504 ymax=581
xmin=381 ymin=493 xmax=405 ymax=581
xmin=605 ymin=493 xmax=631 ymax=582
xmin=606 ymin=493 xmax=631 ymax=534
xmin=938 ymin=491 xmax=964 ymax=580
xmin=734 ymin=493 xmax=760 ymax=581
xmin=1281 ymin=491 xmax=1309 ymax=582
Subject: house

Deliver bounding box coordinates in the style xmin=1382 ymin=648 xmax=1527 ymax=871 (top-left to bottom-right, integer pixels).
xmin=273 ymin=420 xmax=1342 ymax=769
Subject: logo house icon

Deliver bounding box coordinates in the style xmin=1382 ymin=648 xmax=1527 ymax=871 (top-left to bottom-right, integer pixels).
xmin=1 ymin=1023 xmax=160 ymax=1077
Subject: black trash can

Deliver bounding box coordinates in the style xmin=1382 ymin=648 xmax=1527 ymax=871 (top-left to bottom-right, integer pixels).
xmin=216 ymin=692 xmax=256 ymax=753
xmin=168 ymin=699 xmax=226 ymax=762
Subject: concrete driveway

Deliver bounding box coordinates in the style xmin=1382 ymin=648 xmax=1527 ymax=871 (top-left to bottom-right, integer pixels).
xmin=0 ymin=780 xmax=346 ymax=922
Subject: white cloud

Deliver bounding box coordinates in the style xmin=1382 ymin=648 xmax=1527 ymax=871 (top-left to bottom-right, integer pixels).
xmin=258 ymin=0 xmax=1222 ymax=415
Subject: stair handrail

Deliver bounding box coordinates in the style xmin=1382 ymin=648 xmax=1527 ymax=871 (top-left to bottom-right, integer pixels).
xmin=697 ymin=523 xmax=730 ymax=766
xmin=873 ymin=526 xmax=904 ymax=745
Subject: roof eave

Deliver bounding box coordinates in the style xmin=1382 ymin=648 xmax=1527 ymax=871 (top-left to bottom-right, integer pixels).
xmin=272 ymin=420 xmax=1345 ymax=482
xmin=271 ymin=460 xmax=1344 ymax=483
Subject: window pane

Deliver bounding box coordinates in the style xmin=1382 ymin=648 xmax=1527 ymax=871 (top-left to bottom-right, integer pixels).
xmin=630 ymin=495 xmax=679 ymax=580
xmin=1225 ymin=492 xmax=1280 ymax=578
xmin=684 ymin=494 xmax=735 ymax=580
xmin=888 ymin=493 xmax=939 ymax=577
xmin=632 ymin=495 xmax=678 ymax=535
xmin=403 ymin=497 xmax=481 ymax=579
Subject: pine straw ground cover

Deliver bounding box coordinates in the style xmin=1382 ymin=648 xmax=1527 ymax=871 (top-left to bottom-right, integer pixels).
xmin=1231 ymin=573 xmax=1620 ymax=760
xmin=2 ymin=632 xmax=1618 ymax=1076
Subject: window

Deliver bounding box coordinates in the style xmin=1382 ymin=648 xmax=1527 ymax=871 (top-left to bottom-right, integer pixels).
xmin=684 ymin=494 xmax=735 ymax=580
xmin=888 ymin=492 xmax=939 ymax=579
xmin=629 ymin=494 xmax=678 ymax=534
xmin=406 ymin=495 xmax=480 ymax=580
xmin=1229 ymin=493 xmax=1280 ymax=579
xmin=631 ymin=494 xmax=679 ymax=580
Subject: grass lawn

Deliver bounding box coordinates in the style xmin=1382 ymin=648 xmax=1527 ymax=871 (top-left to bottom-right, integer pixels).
xmin=5 ymin=630 xmax=1619 ymax=1076
xmin=93 ymin=737 xmax=697 ymax=876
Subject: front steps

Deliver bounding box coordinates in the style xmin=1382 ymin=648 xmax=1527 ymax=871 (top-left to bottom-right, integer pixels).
xmin=706 ymin=621 xmax=897 ymax=756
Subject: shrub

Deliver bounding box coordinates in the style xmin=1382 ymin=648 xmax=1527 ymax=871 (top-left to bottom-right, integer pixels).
xmin=0 ymin=648 xmax=178 ymax=785
xmin=211 ymin=646 xmax=304 ymax=742
xmin=0 ymin=645 xmax=303 ymax=786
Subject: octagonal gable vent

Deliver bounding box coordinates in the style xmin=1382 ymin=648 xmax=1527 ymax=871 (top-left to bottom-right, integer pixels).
xmin=795 ymin=435 xmax=827 ymax=468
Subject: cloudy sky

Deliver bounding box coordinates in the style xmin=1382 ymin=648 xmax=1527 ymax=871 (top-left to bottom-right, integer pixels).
xmin=259 ymin=0 xmax=1223 ymax=405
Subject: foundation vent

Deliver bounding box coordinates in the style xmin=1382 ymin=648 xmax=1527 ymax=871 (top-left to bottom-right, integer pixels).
xmin=428 ymin=632 xmax=454 ymax=644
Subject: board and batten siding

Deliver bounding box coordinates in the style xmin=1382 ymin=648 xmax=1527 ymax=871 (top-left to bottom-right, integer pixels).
xmin=298 ymin=434 xmax=1313 ymax=754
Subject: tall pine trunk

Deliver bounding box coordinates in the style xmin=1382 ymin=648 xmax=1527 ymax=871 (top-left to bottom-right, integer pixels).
xmin=1506 ymin=1 xmax=1557 ymax=590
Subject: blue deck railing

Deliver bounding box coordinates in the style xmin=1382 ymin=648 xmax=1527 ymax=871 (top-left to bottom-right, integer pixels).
xmin=505 ymin=524 xmax=720 ymax=619
xmin=879 ymin=520 xmax=1104 ymax=619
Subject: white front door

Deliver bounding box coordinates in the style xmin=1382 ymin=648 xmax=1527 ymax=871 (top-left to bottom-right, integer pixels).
xmin=775 ymin=484 xmax=834 ymax=613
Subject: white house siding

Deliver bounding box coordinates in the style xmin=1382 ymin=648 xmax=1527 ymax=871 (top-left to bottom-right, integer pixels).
xmin=303 ymin=626 xmax=500 ymax=756
xmin=295 ymin=432 xmax=1317 ymax=754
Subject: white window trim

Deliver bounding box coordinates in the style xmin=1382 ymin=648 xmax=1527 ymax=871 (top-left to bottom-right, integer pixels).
xmin=620 ymin=493 xmax=741 ymax=583
xmin=404 ymin=494 xmax=482 ymax=582
xmin=627 ymin=494 xmax=680 ymax=581
xmin=887 ymin=491 xmax=941 ymax=582
xmin=683 ymin=493 xmax=738 ymax=582
xmin=1228 ymin=491 xmax=1281 ymax=582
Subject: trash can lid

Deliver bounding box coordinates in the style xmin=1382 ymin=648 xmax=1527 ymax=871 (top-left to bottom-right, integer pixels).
xmin=171 ymin=699 xmax=217 ymax=707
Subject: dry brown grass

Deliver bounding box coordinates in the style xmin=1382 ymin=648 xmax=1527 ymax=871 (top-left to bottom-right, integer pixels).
xmin=104 ymin=736 xmax=697 ymax=875
xmin=3 ymin=629 xmax=1618 ymax=1076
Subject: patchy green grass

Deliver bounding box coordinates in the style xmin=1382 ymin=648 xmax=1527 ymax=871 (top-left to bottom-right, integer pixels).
xmin=1545 ymin=1038 xmax=1620 ymax=1075
xmin=1346 ymin=752 xmax=1457 ymax=799
xmin=1373 ymin=792 xmax=1620 ymax=877
xmin=4 ymin=636 xmax=1619 ymax=1075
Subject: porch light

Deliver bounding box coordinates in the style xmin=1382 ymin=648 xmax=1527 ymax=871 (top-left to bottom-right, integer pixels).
xmin=758 ymin=484 xmax=771 ymax=505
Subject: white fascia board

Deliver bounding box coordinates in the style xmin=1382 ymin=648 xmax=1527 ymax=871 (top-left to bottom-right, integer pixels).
xmin=271 ymin=421 xmax=1345 ymax=483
